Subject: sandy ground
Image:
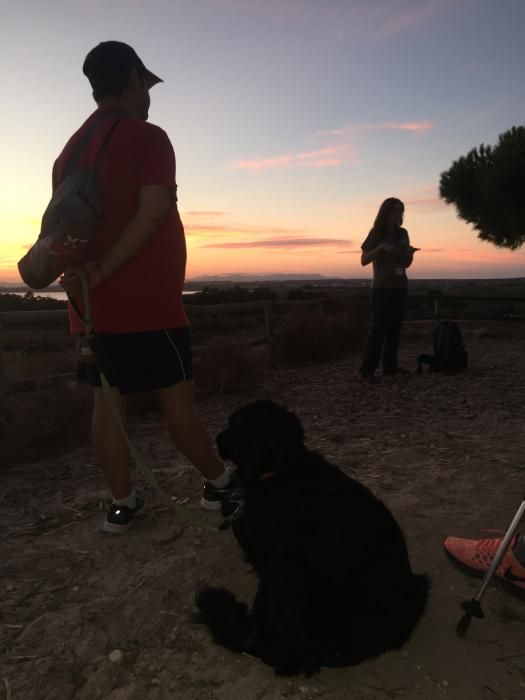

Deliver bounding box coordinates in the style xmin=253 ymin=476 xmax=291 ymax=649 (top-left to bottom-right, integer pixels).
xmin=1 ymin=322 xmax=525 ymax=700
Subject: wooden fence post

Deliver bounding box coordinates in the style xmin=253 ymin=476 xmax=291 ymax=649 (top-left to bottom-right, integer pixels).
xmin=264 ymin=305 xmax=273 ymax=339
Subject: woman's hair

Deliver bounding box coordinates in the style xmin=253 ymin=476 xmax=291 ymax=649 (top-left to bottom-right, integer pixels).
xmin=372 ymin=197 xmax=404 ymax=237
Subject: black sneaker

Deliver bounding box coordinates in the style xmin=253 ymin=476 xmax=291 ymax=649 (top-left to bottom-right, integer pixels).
xmin=383 ymin=367 xmax=411 ymax=376
xmin=200 ymin=474 xmax=244 ymax=516
xmin=101 ymin=494 xmax=145 ymax=534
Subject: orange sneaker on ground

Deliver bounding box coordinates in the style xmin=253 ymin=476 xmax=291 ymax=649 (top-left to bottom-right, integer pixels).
xmin=443 ymin=534 xmax=525 ymax=600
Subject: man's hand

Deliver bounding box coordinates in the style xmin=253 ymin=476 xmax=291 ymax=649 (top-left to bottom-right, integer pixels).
xmin=59 ymin=261 xmax=104 ymax=300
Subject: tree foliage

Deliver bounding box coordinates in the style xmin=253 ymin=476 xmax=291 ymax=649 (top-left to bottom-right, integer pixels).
xmin=439 ymin=125 xmax=525 ymax=249
xmin=188 ymin=284 xmax=277 ymax=305
xmin=0 ymin=292 xmax=66 ymax=312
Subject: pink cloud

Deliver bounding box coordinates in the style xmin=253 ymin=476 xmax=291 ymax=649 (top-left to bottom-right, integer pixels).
xmin=229 ymin=120 xmax=432 ymax=175
xmin=384 ymin=120 xmax=434 ymax=133
xmin=201 ymin=237 xmax=350 ymax=249
xmin=400 ymin=184 xmax=448 ymax=212
xmin=218 ymin=1 xmax=451 ymax=43
xmin=229 ymin=145 xmax=356 ymax=171
xmin=186 ymin=224 xmax=306 ymax=235
xmin=372 ymin=1 xmax=446 ymax=41
xmin=319 ymin=120 xmax=435 ymax=137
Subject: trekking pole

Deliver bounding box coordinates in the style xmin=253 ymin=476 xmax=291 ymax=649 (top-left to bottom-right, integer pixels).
xmin=456 ymin=497 xmax=525 ymax=638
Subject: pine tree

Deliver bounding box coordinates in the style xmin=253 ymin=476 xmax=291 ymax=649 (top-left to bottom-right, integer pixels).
xmin=439 ymin=126 xmax=525 ymax=249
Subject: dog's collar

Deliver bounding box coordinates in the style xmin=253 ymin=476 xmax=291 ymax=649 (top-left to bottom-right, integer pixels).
xmin=258 ymin=471 xmax=276 ymax=481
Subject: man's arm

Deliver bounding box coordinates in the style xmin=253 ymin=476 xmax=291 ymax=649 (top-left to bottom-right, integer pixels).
xmin=97 ymin=185 xmax=171 ymax=278
xmin=60 ymin=185 xmax=171 ymax=295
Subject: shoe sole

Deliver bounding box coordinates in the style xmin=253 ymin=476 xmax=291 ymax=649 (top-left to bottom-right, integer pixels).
xmin=200 ymin=497 xmax=222 ymax=511
xmin=443 ymin=545 xmax=525 ymax=602
xmin=101 ymin=520 xmax=132 ymax=534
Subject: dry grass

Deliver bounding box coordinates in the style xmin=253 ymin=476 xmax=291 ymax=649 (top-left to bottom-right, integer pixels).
xmin=0 ymin=307 xmax=366 ymax=467
xmin=277 ymin=308 xmax=368 ymax=364
xmin=0 ymin=327 xmax=271 ymax=466
xmin=188 ymin=309 xmax=266 ymax=346
xmin=0 ymin=382 xmax=92 ymax=467
xmin=4 ymin=310 xmax=521 ymax=469
xmin=193 ymin=343 xmax=269 ymax=394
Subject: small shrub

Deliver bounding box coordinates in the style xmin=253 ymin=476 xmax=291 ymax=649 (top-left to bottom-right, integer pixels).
xmin=188 ymin=285 xmax=277 ymax=305
xmin=193 ymin=343 xmax=268 ymax=393
xmin=278 ymin=309 xmax=368 ymax=364
xmin=189 ymin=311 xmax=267 ymax=346
xmin=287 ymin=288 xmax=328 ymax=301
xmin=189 ymin=313 xmax=242 ymax=343
xmin=0 ymin=292 xmax=67 ymax=312
xmin=1 ymin=328 xmax=72 ymax=353
xmin=14 ymin=348 xmax=77 ymax=379
xmin=0 ymin=383 xmax=92 ymax=467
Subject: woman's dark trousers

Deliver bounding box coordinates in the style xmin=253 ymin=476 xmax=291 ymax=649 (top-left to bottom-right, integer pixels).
xmin=359 ymin=288 xmax=407 ymax=376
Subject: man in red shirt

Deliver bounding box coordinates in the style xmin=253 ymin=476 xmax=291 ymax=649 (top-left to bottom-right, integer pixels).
xmin=60 ymin=41 xmax=239 ymax=533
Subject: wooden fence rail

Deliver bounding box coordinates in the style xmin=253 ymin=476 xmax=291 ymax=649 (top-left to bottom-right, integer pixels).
xmin=0 ymin=298 xmax=325 ymax=378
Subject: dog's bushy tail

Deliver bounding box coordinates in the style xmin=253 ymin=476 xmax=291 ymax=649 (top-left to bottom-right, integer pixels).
xmin=195 ymin=586 xmax=251 ymax=652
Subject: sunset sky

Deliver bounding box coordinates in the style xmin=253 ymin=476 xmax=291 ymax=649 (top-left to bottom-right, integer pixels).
xmin=2 ymin=0 xmax=525 ymax=282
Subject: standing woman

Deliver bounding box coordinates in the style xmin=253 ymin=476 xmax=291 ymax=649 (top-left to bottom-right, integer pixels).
xmin=359 ymin=197 xmax=418 ymax=382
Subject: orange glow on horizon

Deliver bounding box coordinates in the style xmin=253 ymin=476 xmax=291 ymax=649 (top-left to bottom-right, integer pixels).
xmin=2 ymin=199 xmax=525 ymax=284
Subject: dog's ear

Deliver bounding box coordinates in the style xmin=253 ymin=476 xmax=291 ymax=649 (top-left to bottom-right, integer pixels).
xmin=226 ymin=400 xmax=306 ymax=478
xmin=258 ymin=404 xmax=305 ymax=473
xmin=276 ymin=407 xmax=304 ymax=449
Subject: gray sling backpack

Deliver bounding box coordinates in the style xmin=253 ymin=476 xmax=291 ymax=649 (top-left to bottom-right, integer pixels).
xmin=18 ymin=113 xmax=125 ymax=290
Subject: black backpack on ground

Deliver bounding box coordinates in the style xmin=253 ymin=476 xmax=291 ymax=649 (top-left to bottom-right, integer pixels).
xmin=417 ymin=320 xmax=468 ymax=373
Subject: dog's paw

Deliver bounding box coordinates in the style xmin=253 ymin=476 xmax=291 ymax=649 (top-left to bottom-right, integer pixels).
xmin=273 ymin=652 xmax=320 ymax=677
xmin=195 ymin=586 xmax=235 ymax=616
xmin=194 ymin=586 xmax=252 ymax=652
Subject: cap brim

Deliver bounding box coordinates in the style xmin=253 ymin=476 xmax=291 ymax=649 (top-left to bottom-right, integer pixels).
xmin=144 ymin=68 xmax=163 ymax=89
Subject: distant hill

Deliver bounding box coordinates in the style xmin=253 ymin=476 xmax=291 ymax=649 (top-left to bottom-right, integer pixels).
xmin=2 ymin=276 xmax=524 ymax=295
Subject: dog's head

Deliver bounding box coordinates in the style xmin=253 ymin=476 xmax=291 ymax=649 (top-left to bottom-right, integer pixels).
xmin=216 ymin=400 xmax=305 ymax=485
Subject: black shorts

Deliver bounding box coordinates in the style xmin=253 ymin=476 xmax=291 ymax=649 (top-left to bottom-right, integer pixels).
xmin=77 ymin=326 xmax=192 ymax=395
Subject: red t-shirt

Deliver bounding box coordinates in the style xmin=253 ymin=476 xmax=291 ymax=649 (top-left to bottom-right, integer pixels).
xmin=53 ymin=108 xmax=188 ymax=333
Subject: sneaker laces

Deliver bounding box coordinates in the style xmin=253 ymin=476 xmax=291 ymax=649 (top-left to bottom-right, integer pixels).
xmin=476 ymin=535 xmax=518 ymax=553
xmin=472 ymin=535 xmax=519 ymax=572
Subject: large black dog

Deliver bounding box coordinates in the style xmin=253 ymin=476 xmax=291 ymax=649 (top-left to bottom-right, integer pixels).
xmin=195 ymin=400 xmax=429 ymax=676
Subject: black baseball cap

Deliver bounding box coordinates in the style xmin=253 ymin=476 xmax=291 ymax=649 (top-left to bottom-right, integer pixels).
xmin=83 ymin=41 xmax=163 ymax=91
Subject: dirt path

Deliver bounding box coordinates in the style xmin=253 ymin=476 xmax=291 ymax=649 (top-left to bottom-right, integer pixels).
xmin=2 ymin=324 xmax=525 ymax=699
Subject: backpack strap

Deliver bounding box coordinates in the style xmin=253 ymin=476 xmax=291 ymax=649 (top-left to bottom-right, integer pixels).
xmin=92 ymin=116 xmax=126 ymax=171
xmin=61 ymin=111 xmax=126 ymax=178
